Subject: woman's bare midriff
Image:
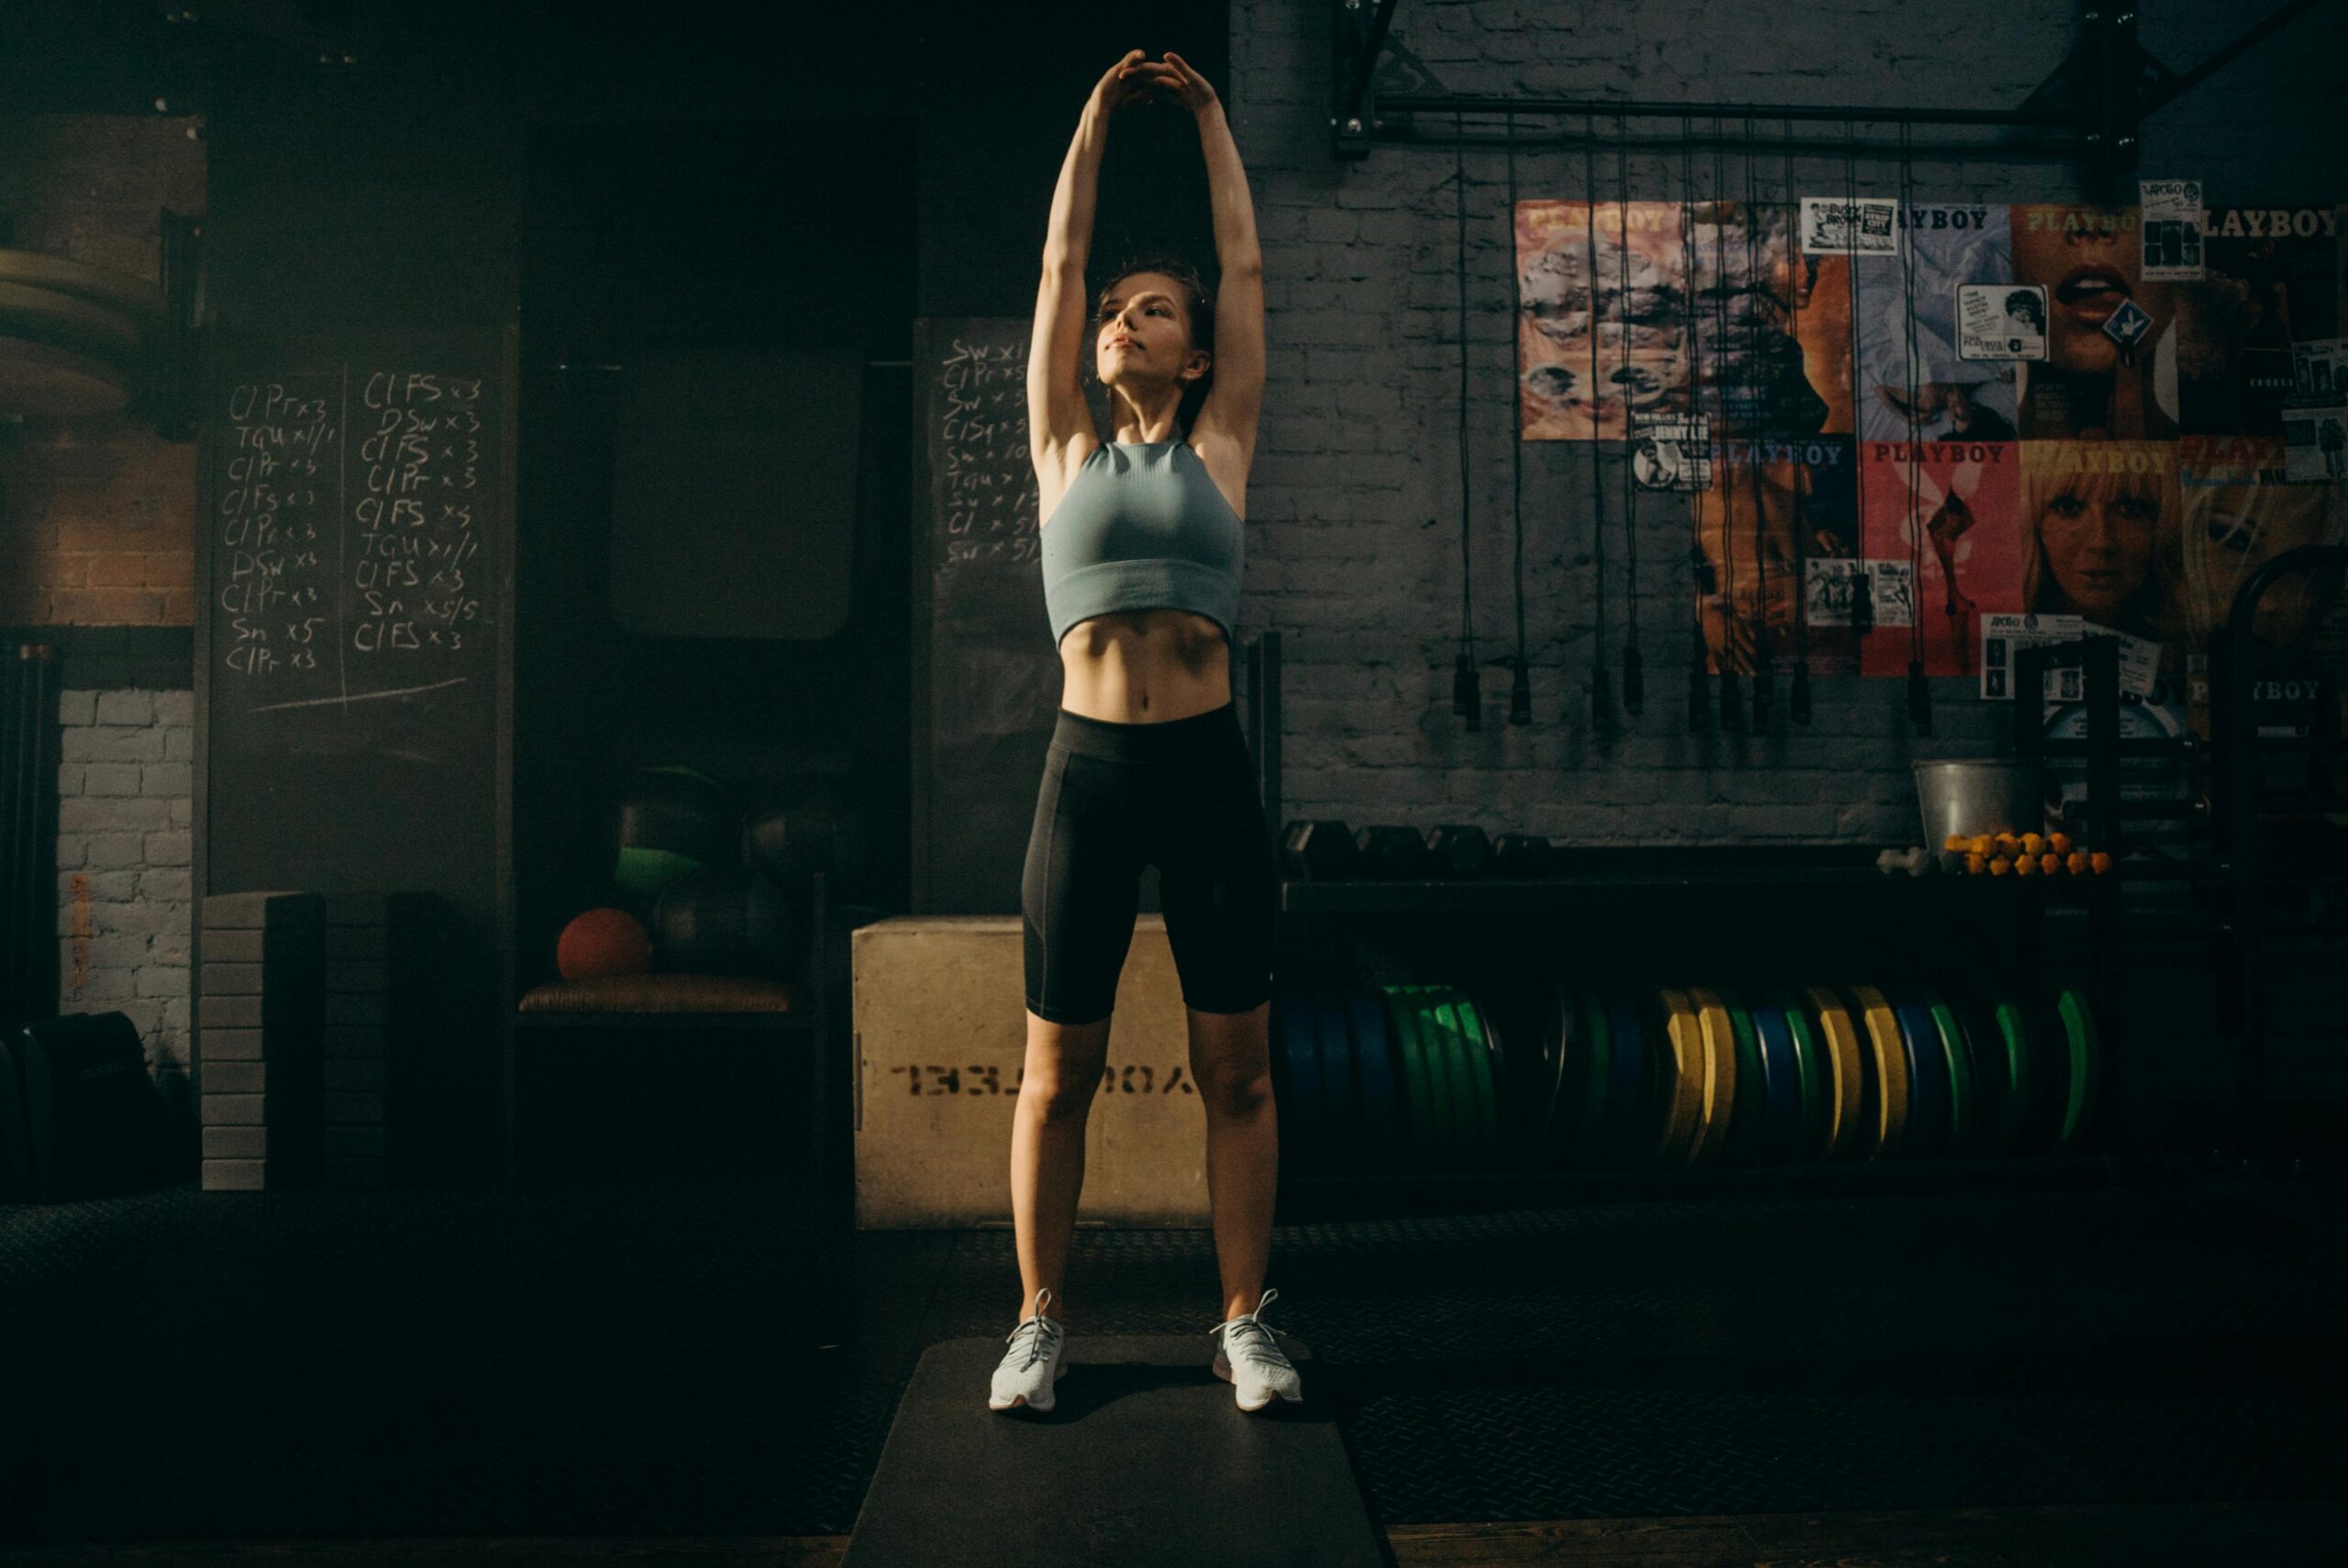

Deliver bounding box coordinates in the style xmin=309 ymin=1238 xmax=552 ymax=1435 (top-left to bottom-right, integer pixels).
xmin=1058 ymin=610 xmax=1232 ymax=723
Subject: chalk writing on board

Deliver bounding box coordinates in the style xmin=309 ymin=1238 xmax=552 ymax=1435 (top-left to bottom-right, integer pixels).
xmin=216 ymin=369 xmax=489 ymax=707
xmin=937 ymin=337 xmax=1040 ymax=569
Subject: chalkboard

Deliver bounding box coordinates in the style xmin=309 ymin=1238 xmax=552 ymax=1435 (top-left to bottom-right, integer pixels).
xmin=912 ymin=317 xmax=1077 ymax=912
xmin=198 ymin=326 xmax=509 ymax=905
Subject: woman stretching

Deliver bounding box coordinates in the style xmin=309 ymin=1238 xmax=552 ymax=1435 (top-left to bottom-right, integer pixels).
xmin=990 ymin=49 xmax=1295 ymax=1415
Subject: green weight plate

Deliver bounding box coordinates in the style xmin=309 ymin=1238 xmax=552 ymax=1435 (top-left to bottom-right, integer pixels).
xmin=1943 ymin=984 xmax=2009 ymax=1161
xmin=1381 ymin=985 xmax=1437 ymax=1170
xmin=1441 ymin=994 xmax=1498 ymax=1168
xmin=1572 ymin=984 xmax=1611 ymax=1154
xmin=1762 ymin=984 xmax=1829 ymax=1161
xmin=1409 ymin=987 xmax=1461 ymax=1171
xmin=1979 ymin=980 xmax=2035 ymax=1156
xmin=1577 ymin=986 xmax=1614 ymax=1165
xmin=2054 ymin=987 xmax=2102 ymax=1150
xmin=1919 ymin=987 xmax=1975 ymax=1159
xmin=1714 ymin=986 xmax=1766 ymax=1165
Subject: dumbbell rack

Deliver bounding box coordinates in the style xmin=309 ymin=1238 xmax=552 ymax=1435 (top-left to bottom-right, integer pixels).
xmin=1236 ymin=632 xmax=2116 ymax=1206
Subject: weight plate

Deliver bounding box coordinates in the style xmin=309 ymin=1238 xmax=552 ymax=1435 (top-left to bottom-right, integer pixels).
xmin=1799 ymin=984 xmax=1864 ymax=1160
xmin=1685 ymin=987 xmax=1739 ymax=1165
xmin=1344 ymin=989 xmax=1401 ymax=1167
xmin=1445 ymin=994 xmax=1500 ymax=1168
xmin=1888 ymin=989 xmax=1950 ymax=1160
xmin=1571 ymin=983 xmax=1611 ymax=1154
xmin=1655 ymin=987 xmax=1706 ymax=1165
xmin=1918 ymin=986 xmax=1976 ymax=1159
xmin=1942 ymin=983 xmax=2009 ymax=1160
xmin=2014 ymin=980 xmax=2071 ymax=1154
xmin=1977 ymin=979 xmax=2036 ymax=1155
xmin=1536 ymin=980 xmax=1577 ymax=1163
xmin=1380 ymin=985 xmax=1436 ymax=1170
xmin=1275 ymin=991 xmax=1324 ymax=1173
xmin=1745 ymin=994 xmax=1805 ymax=1164
xmin=2054 ymin=987 xmax=2102 ymax=1150
xmin=1312 ymin=991 xmax=1357 ymax=1172
xmin=1758 ymin=984 xmax=1828 ymax=1161
xmin=1601 ymin=988 xmax=1652 ymax=1166
xmin=1844 ymin=982 xmax=1910 ymax=1157
xmin=1711 ymin=987 xmax=1766 ymax=1165
xmin=1399 ymin=986 xmax=1456 ymax=1168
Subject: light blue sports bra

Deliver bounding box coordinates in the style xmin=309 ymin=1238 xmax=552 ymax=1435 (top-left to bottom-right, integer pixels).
xmin=1039 ymin=439 xmax=1244 ymax=650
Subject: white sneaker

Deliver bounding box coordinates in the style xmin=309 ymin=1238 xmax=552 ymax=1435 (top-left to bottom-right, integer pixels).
xmin=1208 ymin=1286 xmax=1302 ymax=1411
xmin=988 ymin=1287 xmax=1069 ymax=1413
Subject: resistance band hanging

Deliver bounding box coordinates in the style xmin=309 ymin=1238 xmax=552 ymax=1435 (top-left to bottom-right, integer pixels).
xmin=1680 ymin=110 xmax=1711 ymax=732
xmin=1710 ymin=115 xmax=1743 ymax=733
xmin=1617 ymin=116 xmax=1644 ymax=716
xmin=1453 ymin=110 xmax=1482 ymax=731
xmin=1583 ymin=111 xmax=1616 ymax=736
xmin=1899 ymin=117 xmax=1932 ymax=734
xmin=1505 ymin=110 xmax=1532 ymax=726
xmin=1783 ymin=113 xmax=1813 ymax=725
xmin=1742 ymin=113 xmax=1775 ymax=732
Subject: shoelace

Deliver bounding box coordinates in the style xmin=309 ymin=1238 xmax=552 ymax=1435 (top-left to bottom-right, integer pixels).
xmin=1004 ymin=1287 xmax=1062 ymax=1371
xmin=1204 ymin=1286 xmax=1294 ymax=1371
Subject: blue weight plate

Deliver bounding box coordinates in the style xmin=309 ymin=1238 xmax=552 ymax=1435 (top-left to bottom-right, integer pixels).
xmin=1746 ymin=998 xmax=1805 ymax=1164
xmin=1888 ymin=990 xmax=1950 ymax=1160
xmin=1344 ymin=989 xmax=1400 ymax=1166
xmin=1312 ymin=991 xmax=1357 ymax=1172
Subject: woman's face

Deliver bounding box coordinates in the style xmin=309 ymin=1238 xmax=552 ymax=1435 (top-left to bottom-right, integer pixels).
xmin=2011 ymin=211 xmax=2137 ymax=376
xmin=2037 ymin=481 xmax=2158 ymax=616
xmin=1094 ymin=271 xmax=1201 ymax=390
xmin=2191 ymin=487 xmax=2335 ymax=645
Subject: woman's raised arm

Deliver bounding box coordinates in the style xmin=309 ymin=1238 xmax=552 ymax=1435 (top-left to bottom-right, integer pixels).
xmin=1142 ymin=52 xmax=1265 ymax=455
xmin=1029 ymin=52 xmax=1148 ymax=469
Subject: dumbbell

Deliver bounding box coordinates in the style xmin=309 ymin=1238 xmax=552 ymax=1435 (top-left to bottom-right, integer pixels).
xmin=1279 ymin=820 xmax=1358 ymax=880
xmin=1491 ymin=832 xmax=1554 ymax=877
xmin=1354 ymin=824 xmax=1433 ymax=878
xmin=1426 ymin=824 xmax=1493 ymax=877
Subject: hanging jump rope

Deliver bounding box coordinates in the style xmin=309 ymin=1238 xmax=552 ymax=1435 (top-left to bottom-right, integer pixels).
xmin=1843 ymin=119 xmax=1873 ymax=644
xmin=1617 ymin=116 xmax=1644 ymax=716
xmin=1679 ymin=111 xmax=1711 ymax=732
xmin=1453 ymin=110 xmax=1482 ymax=730
xmin=1583 ymin=112 xmax=1616 ymax=735
xmin=1710 ymin=115 xmax=1743 ymax=732
xmin=1742 ymin=113 xmax=1775 ymax=731
xmin=1899 ymin=117 xmax=1932 ymax=734
xmin=1784 ymin=114 xmax=1813 ymax=724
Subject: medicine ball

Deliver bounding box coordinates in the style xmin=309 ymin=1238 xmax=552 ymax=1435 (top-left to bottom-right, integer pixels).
xmin=651 ymin=865 xmax=792 ymax=976
xmin=742 ymin=775 xmax=872 ymax=887
xmin=614 ymin=765 xmax=735 ymax=898
xmin=556 ymin=907 xmax=654 ymax=981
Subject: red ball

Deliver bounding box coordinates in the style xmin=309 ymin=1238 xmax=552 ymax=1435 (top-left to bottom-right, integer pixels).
xmin=557 ymin=907 xmax=653 ymax=981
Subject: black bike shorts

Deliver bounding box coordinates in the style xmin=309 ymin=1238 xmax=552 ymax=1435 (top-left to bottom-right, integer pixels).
xmin=1022 ymin=700 xmax=1278 ymax=1026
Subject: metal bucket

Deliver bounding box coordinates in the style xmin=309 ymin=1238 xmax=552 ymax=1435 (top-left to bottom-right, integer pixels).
xmin=1911 ymin=759 xmax=2049 ymax=845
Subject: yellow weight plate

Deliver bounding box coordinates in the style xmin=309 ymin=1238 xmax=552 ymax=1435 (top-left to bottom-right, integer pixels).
xmin=1654 ymin=987 xmax=1706 ymax=1165
xmin=1684 ymin=987 xmax=1739 ymax=1165
xmin=1845 ymin=982 xmax=1911 ymax=1157
xmin=1798 ymin=984 xmax=1864 ymax=1160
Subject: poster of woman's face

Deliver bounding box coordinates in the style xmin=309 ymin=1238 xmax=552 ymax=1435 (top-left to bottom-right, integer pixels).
xmin=2011 ymin=205 xmax=2179 ymax=440
xmin=1516 ymin=200 xmax=1845 ymax=442
xmin=2176 ymin=479 xmax=2345 ymax=650
xmin=2020 ymin=442 xmax=2179 ymax=642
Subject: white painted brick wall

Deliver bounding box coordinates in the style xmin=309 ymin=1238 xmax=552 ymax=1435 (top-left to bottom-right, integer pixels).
xmin=55 ymin=687 xmax=194 ymax=1088
xmin=1225 ymin=0 xmax=2342 ymax=843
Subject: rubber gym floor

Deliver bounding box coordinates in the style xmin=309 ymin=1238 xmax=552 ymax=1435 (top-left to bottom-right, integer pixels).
xmin=2 ymin=1164 xmax=2342 ymax=1565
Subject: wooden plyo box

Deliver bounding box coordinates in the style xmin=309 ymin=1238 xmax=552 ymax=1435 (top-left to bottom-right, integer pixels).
xmin=852 ymin=915 xmax=1210 ymax=1229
